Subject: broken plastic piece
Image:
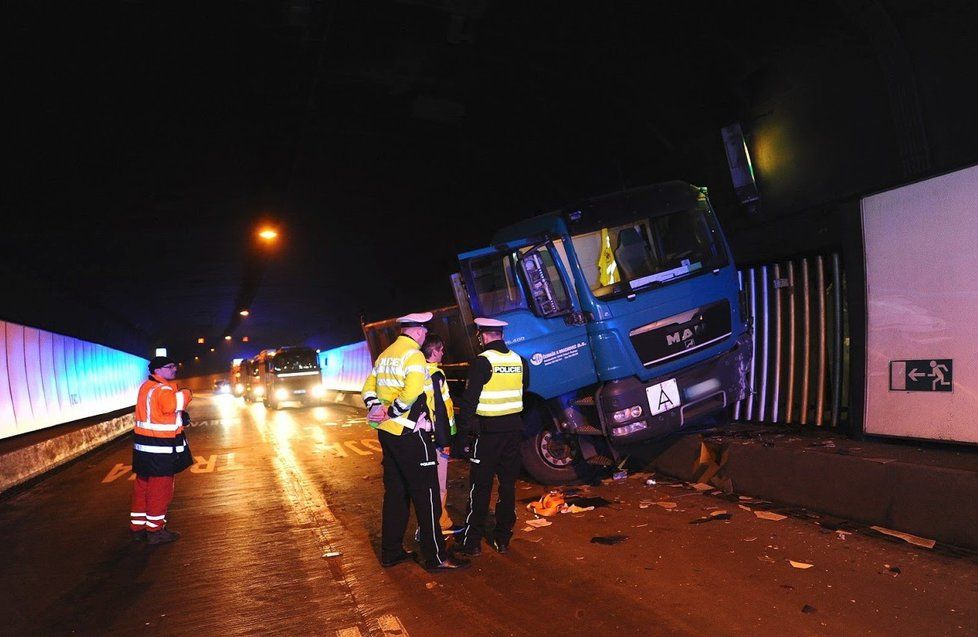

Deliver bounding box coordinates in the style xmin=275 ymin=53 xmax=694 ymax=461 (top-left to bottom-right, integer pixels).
xmin=870 ymin=526 xmax=936 ymax=549
xmin=322 ymin=551 xmax=341 ymax=558
xmin=754 ymin=510 xmax=787 ymax=521
xmin=789 ymin=560 xmax=814 ymax=569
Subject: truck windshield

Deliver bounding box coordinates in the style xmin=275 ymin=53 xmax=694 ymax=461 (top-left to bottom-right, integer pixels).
xmin=568 ymin=206 xmax=727 ymax=299
xmin=271 ymin=350 xmax=319 ymax=373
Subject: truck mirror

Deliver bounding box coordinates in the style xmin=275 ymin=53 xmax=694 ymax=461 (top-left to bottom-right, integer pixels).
xmin=519 ymin=249 xmax=571 ymax=318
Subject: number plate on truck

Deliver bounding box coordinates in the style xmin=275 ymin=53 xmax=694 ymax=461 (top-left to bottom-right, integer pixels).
xmin=646 ymin=379 xmax=681 ymax=416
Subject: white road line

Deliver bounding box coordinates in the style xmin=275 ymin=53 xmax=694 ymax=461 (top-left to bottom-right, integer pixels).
xmin=375 ymin=614 xmax=409 ymax=636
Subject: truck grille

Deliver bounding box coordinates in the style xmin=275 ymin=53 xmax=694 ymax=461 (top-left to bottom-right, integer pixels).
xmin=629 ymin=300 xmax=731 ymax=367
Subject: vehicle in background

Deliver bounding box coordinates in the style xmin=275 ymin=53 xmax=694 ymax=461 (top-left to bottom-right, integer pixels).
xmin=213 ymin=378 xmax=232 ymax=394
xmin=363 ymin=181 xmax=751 ymax=485
xmin=230 ymin=358 xmax=247 ymax=397
xmin=252 ymin=346 xmax=326 ymax=409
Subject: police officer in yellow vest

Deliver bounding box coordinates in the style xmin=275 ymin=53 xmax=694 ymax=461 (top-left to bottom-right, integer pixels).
xmin=362 ymin=312 xmax=469 ymax=572
xmin=459 ymin=317 xmax=529 ymax=556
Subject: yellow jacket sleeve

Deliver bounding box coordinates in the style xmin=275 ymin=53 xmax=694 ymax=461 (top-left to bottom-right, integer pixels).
xmin=361 ymin=368 xmax=380 ymax=409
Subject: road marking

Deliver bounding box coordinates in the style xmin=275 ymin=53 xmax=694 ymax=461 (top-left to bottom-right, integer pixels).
xmin=336 ymin=627 xmax=362 ymax=637
xmin=102 ymin=454 xmax=243 ymax=483
xmin=344 ymin=441 xmax=372 ymax=456
xmin=375 ymin=614 xmax=409 ymax=636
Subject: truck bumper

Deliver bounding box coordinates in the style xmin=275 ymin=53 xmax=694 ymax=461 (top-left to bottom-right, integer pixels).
xmin=596 ymin=332 xmax=752 ymax=444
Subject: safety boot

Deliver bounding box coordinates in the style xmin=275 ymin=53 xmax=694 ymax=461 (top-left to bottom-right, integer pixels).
xmin=146 ymin=527 xmax=181 ymax=544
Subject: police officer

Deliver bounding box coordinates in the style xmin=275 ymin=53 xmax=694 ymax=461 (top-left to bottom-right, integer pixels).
xmin=361 ymin=312 xmax=469 ymax=572
xmin=459 ymin=317 xmax=529 ymax=556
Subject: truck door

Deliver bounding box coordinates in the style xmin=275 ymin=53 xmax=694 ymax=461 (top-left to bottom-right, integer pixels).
xmin=460 ymin=241 xmax=597 ymax=399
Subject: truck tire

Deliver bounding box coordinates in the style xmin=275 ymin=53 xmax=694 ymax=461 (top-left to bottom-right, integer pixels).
xmin=520 ymin=402 xmax=597 ymax=486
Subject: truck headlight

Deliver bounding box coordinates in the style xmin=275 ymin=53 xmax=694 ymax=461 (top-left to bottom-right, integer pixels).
xmin=612 ymin=405 xmax=643 ymax=423
xmin=235 ymin=383 xmax=244 ymax=394
xmin=254 ymin=386 xmax=265 ymax=397
xmin=311 ymin=384 xmax=325 ymax=397
xmin=275 ymin=388 xmax=289 ymax=400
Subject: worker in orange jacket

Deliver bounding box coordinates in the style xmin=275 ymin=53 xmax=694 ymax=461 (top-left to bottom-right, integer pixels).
xmin=129 ymin=356 xmax=194 ymax=544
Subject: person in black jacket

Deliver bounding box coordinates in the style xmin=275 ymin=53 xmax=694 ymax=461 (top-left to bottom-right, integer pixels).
xmin=458 ymin=318 xmax=530 ymax=556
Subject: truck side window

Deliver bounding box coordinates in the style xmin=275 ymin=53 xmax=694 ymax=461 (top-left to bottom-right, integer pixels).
xmin=519 ymin=246 xmax=572 ymax=317
xmin=467 ymin=253 xmax=527 ymax=316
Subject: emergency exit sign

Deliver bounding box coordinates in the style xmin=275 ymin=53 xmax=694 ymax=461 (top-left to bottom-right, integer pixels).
xmin=889 ymin=359 xmax=953 ymax=392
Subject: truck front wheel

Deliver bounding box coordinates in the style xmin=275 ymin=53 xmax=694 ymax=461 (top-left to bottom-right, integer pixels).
xmin=520 ymin=403 xmax=597 ymax=485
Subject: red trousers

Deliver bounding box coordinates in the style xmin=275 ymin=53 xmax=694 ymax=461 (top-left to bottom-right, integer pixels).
xmin=129 ymin=475 xmax=175 ymax=533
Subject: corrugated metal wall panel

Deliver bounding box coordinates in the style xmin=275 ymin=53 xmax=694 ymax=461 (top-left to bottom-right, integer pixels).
xmin=734 ymin=253 xmax=847 ymax=427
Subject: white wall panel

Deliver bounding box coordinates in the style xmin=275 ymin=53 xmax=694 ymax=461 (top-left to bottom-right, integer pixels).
xmin=0 ymin=319 xmax=146 ymax=440
xmin=862 ymin=164 xmax=978 ymax=443
xmin=25 ymin=327 xmax=51 ymax=431
xmin=0 ymin=323 xmax=17 ymax=437
xmin=6 ymin=323 xmax=33 ymax=430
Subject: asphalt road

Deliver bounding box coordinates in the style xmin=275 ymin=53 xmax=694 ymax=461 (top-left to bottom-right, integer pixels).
xmin=1 ymin=393 xmax=976 ymax=636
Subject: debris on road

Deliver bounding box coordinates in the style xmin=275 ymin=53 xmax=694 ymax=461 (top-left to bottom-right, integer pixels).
xmin=654 ymin=501 xmax=677 ymax=510
xmin=426 ymin=581 xmax=437 ymax=590
xmin=870 ymin=526 xmax=936 ymax=549
xmin=691 ymin=482 xmax=713 ymax=491
xmin=690 ymin=511 xmax=732 ymax=524
xmin=321 ymin=551 xmax=341 ymax=558
xmin=525 ymin=518 xmax=552 ymax=528
xmin=754 ymin=511 xmax=788 ymax=521
xmin=590 ymin=535 xmax=628 ymax=545
xmin=789 ymin=560 xmax=814 ymax=569
xmin=884 ymin=564 xmax=902 ymax=576
xmin=801 ymin=604 xmax=817 ymax=614
xmin=527 ymin=491 xmax=565 ymax=516
xmin=560 ymin=504 xmax=595 ymax=514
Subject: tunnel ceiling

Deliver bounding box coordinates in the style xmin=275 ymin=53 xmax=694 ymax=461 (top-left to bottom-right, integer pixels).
xmin=3 ymin=0 xmax=973 ymax=369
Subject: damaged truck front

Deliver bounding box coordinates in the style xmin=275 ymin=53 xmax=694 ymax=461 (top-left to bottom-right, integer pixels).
xmin=456 ymin=182 xmax=751 ymax=484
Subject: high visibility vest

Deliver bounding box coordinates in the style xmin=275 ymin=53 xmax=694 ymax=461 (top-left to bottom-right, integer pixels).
xmin=133 ymin=376 xmax=192 ymax=447
xmin=361 ymin=335 xmax=427 ymax=435
xmin=475 ymin=349 xmax=524 ymax=416
xmin=424 ymin=363 xmax=456 ymax=435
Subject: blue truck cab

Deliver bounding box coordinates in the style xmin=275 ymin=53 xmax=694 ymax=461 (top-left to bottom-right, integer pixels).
xmin=456 ymin=181 xmax=752 ymax=484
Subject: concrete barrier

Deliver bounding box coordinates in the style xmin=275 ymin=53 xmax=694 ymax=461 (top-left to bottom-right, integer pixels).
xmin=641 ymin=427 xmax=978 ymax=552
xmin=1 ymin=412 xmax=134 ymax=495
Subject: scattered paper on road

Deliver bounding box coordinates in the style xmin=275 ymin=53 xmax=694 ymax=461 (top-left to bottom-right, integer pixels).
xmin=870 ymin=526 xmax=936 ymax=549
xmin=525 ymin=518 xmax=553 ymax=528
xmin=754 ymin=511 xmax=787 ymax=521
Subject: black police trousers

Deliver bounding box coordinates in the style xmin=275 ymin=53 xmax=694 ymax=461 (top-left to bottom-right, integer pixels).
xmin=378 ymin=428 xmax=448 ymax=566
xmin=460 ymin=429 xmax=522 ymax=550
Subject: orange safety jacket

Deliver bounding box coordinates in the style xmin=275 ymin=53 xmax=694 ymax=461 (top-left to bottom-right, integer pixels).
xmin=132 ymin=375 xmax=194 ymax=476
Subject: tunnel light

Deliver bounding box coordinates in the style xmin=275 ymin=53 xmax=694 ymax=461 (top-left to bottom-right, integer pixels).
xmin=258 ymin=228 xmax=278 ymax=241
xmin=224 ymin=335 xmax=232 ymax=341
xmin=242 ymin=336 xmax=250 ymax=342
xmin=197 ymin=337 xmax=205 ymax=344
xmin=155 ymin=348 xmax=167 ymax=357
xmin=239 ymin=309 xmax=250 ymax=316
xmin=210 ymin=348 xmax=216 ymax=352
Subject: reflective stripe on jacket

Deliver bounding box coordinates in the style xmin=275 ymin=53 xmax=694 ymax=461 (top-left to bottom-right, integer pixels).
xmin=132 ymin=375 xmax=194 ymax=476
xmin=475 ymin=349 xmax=524 ymax=416
xmin=134 ymin=376 xmax=192 ymax=438
xmin=361 ymin=335 xmax=427 ymax=435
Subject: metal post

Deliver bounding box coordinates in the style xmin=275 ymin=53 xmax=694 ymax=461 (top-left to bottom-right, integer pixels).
xmin=746 ymin=268 xmax=757 ymax=421
xmin=815 ymin=255 xmax=827 ymax=426
xmin=771 ymin=263 xmax=782 ymax=423
xmin=800 ymin=258 xmax=811 ymax=425
xmin=786 ymin=261 xmax=797 ymax=424
xmin=759 ymin=266 xmax=769 ymax=423
xmin=831 ymin=254 xmax=843 ymax=428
